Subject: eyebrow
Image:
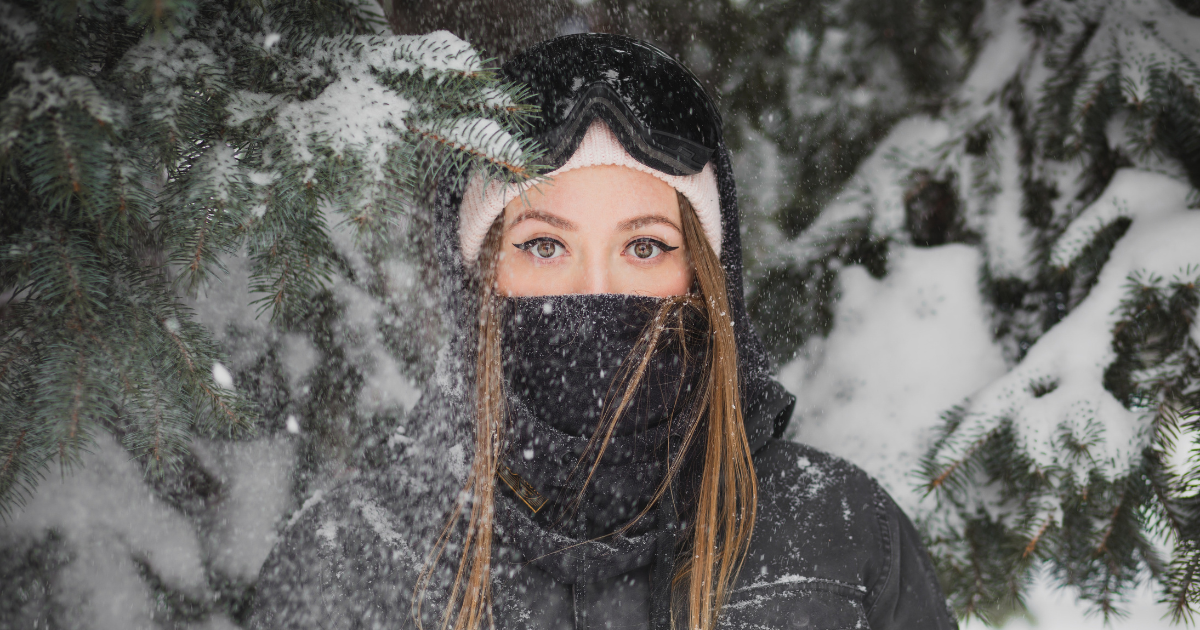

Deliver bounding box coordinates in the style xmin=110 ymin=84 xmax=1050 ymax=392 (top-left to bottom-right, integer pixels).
xmin=507 ymin=210 xmax=578 ymax=231
xmin=616 ymin=215 xmax=682 ymax=233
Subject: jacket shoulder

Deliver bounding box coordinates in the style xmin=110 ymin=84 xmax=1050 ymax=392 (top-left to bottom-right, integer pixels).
xmin=746 ymin=439 xmax=886 ymax=590
xmin=727 ymin=439 xmax=957 ymax=630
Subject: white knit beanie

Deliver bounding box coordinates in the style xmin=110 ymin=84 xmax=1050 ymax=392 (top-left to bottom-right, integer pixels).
xmin=458 ymin=120 xmax=722 ymax=263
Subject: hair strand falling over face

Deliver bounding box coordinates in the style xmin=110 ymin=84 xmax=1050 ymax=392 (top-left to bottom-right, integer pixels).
xmin=417 ymin=194 xmax=756 ymax=630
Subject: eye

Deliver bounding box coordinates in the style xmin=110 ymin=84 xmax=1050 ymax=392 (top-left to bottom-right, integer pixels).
xmin=625 ymin=238 xmax=678 ymax=260
xmin=514 ymin=237 xmax=566 ymax=259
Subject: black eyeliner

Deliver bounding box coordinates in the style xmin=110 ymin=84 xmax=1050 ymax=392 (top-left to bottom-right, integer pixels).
xmin=631 ymin=237 xmax=678 ymax=252
xmin=513 ymin=238 xmax=556 ymax=250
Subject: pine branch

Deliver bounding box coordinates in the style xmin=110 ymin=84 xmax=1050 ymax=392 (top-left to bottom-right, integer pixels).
xmin=0 ymin=430 xmax=27 ymax=491
xmin=1023 ymin=517 xmax=1054 ymax=558
xmin=926 ymin=426 xmax=1001 ymax=493
xmin=1168 ymin=550 xmax=1200 ymax=623
xmin=52 ymin=113 xmax=82 ymax=197
xmin=188 ymin=209 xmax=214 ymax=282
xmin=1095 ymin=501 xmax=1124 ymax=556
xmin=405 ymin=120 xmax=532 ymax=177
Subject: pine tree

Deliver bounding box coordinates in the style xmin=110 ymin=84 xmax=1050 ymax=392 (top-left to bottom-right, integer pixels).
xmin=0 ymin=0 xmax=539 ymax=522
xmin=772 ymin=0 xmax=1200 ymax=621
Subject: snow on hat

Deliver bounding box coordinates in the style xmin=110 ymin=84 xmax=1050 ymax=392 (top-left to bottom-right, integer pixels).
xmin=458 ymin=119 xmax=722 ymax=263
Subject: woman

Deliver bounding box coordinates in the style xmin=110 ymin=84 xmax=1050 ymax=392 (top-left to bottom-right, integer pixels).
xmin=250 ymin=34 xmax=956 ymax=630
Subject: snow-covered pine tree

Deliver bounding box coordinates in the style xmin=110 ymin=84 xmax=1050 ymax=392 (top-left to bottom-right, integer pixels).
xmin=771 ymin=0 xmax=1199 ymax=622
xmin=916 ymin=0 xmax=1200 ymax=619
xmin=0 ymin=0 xmax=539 ymax=522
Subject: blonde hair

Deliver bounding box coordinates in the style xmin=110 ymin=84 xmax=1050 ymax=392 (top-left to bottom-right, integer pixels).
xmin=417 ymin=193 xmax=756 ymax=629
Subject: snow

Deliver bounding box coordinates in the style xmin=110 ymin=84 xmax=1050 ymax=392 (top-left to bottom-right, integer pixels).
xmin=786 ymin=115 xmax=953 ymax=259
xmin=226 ymin=91 xmax=283 ymax=128
xmin=962 ymin=570 xmax=1174 ymax=630
xmin=736 ymin=573 xmax=868 ymax=594
xmin=275 ymin=32 xmax=522 ymax=185
xmin=188 ymin=251 xmax=271 ymax=364
xmin=2 ymin=433 xmax=208 ymax=629
xmin=1076 ymin=0 xmax=1200 ymax=105
xmin=212 ymin=361 xmax=235 ymax=389
xmin=275 ymin=69 xmax=415 ymax=179
xmin=192 ymin=437 xmax=295 ymax=582
xmin=783 ymin=245 xmax=1008 ymax=514
xmin=323 ymin=215 xmax=424 ymax=417
xmin=279 ymin=333 xmax=319 ymax=391
xmin=730 ymin=121 xmax=787 ymax=273
xmin=316 ymin=518 xmax=339 ymax=549
xmin=2 ymin=414 xmax=293 ymax=630
xmin=940 ymin=169 xmax=1197 ymax=488
xmin=189 ymin=144 xmax=242 ymax=209
xmin=446 ymin=443 xmax=469 ymax=482
xmin=817 ymin=29 xmax=849 ymax=71
xmin=961 ymin=1 xmax=1034 ymax=104
xmin=790 ymin=454 xmax=831 ymax=499
xmin=393 ymin=30 xmax=485 ymax=75
xmin=350 ymin=498 xmax=420 ymax=566
xmin=413 ymin=116 xmax=526 ymax=169
xmin=979 ymin=124 xmax=1036 ymax=280
xmin=773 ymin=0 xmax=1200 ymax=619
xmin=1033 ymin=0 xmax=1200 ymax=146
xmin=0 ymin=3 xmax=38 ymax=49
xmin=5 ymin=0 xmax=1197 ymax=625
xmin=121 ymin=37 xmax=221 ymax=143
xmin=5 ymin=62 xmax=120 ymax=125
xmin=1049 ymin=169 xmax=1191 ymax=269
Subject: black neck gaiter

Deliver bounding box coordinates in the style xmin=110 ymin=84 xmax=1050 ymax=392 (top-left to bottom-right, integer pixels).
xmin=500 ymin=294 xmax=706 ymax=539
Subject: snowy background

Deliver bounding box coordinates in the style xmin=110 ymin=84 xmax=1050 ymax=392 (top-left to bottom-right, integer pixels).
xmin=4 ymin=0 xmax=1200 ymax=628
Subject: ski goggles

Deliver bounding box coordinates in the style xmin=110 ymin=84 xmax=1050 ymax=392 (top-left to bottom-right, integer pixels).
xmin=503 ymin=33 xmax=722 ymax=177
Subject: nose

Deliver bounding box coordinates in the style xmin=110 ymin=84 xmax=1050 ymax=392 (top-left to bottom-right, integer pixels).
xmin=577 ymin=252 xmax=612 ymax=294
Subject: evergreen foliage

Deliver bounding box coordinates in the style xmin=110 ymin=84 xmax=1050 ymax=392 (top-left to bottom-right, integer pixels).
xmin=0 ymin=0 xmax=539 ymax=519
xmin=887 ymin=0 xmax=1200 ymax=621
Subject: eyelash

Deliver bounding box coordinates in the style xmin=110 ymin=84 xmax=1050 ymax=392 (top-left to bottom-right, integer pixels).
xmin=626 ymin=237 xmax=678 ymax=260
xmin=511 ymin=237 xmax=680 ymax=260
xmin=513 ymin=237 xmax=566 ymax=259
xmin=629 ymin=237 xmax=678 ymax=252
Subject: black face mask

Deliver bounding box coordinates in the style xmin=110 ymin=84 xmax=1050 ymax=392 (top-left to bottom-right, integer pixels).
xmin=499 ymin=294 xmax=706 ymax=537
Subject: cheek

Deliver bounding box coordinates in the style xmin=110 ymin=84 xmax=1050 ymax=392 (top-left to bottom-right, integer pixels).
xmin=494 ymin=248 xmax=570 ymax=297
xmin=494 ymin=250 xmax=521 ymax=294
xmin=671 ymin=259 xmax=696 ymax=292
xmin=632 ymin=255 xmax=693 ymax=297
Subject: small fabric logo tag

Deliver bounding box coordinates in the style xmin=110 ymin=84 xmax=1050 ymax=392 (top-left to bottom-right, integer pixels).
xmin=498 ymin=465 xmax=548 ymax=513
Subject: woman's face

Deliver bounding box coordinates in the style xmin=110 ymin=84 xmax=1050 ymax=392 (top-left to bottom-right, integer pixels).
xmin=495 ymin=165 xmax=693 ymax=297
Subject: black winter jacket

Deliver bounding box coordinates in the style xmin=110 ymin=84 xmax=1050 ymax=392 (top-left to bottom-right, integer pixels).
xmin=249 ymin=33 xmax=957 ymax=630
xmin=251 ymin=436 xmax=954 ymax=630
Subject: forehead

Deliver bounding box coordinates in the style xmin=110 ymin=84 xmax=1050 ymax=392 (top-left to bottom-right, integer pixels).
xmin=505 ymin=165 xmax=680 ymax=227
